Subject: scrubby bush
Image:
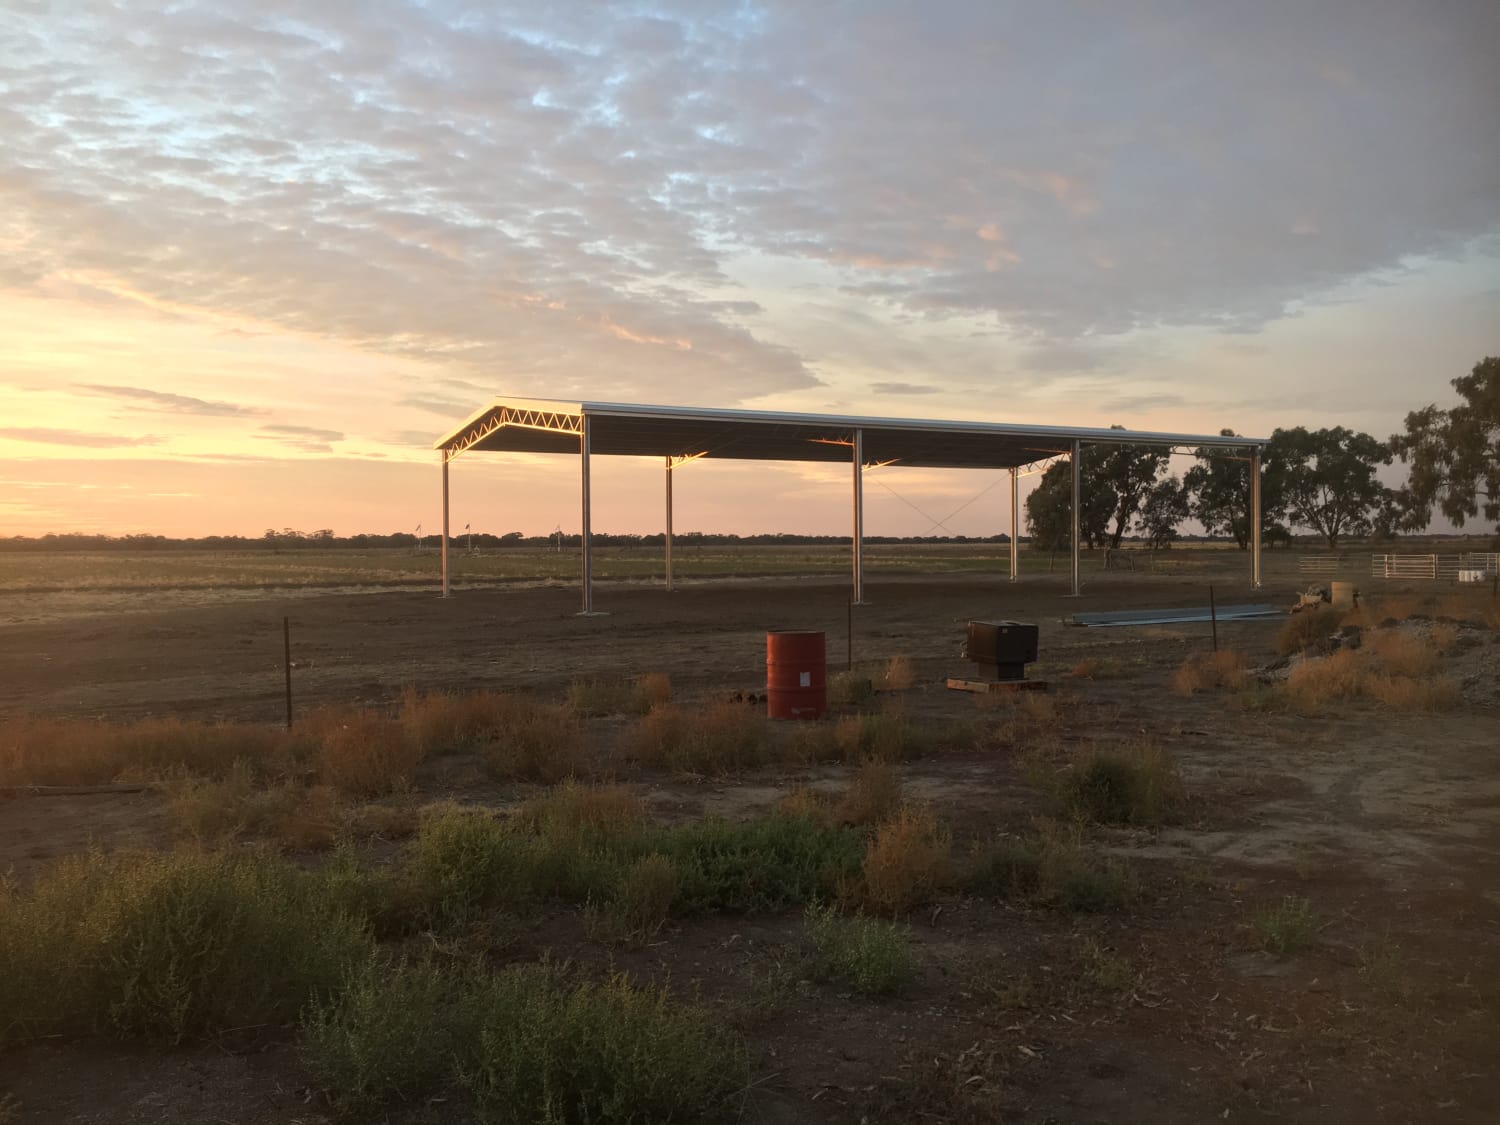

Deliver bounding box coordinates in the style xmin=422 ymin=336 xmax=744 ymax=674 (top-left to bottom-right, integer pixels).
xmin=303 ymin=961 xmax=749 ymax=1122
xmin=833 ymin=711 xmax=930 ymax=762
xmin=0 ymin=848 xmax=373 ymax=1044
xmin=832 ymin=759 xmax=903 ymax=826
xmin=963 ymin=821 xmax=1137 ymax=913
xmin=876 ymin=656 xmax=917 ymax=692
xmin=315 ymin=708 xmax=426 ymax=796
xmin=480 ymin=698 xmax=587 ymax=782
xmin=1170 ymin=650 xmax=1249 ymax=695
xmin=1276 ymin=607 xmax=1340 ymax=656
xmin=627 ymin=701 xmax=770 ymax=772
xmin=568 ymin=673 xmax=672 ymax=716
xmin=593 ymin=854 xmax=679 ymax=943
xmin=1254 ymin=896 xmax=1317 ymax=957
xmin=464 ymin=968 xmax=749 ymax=1125
xmin=858 ymin=806 xmax=951 ymax=914
xmin=0 ymin=717 xmax=290 ymax=787
xmin=1055 ymin=743 xmax=1183 ymax=827
xmin=302 ymin=956 xmax=474 ymax=1111
xmin=666 ymin=814 xmax=863 ymax=914
xmin=805 ymin=903 xmax=915 ymax=997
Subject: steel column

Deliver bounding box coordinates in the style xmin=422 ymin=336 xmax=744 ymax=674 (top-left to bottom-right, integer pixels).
xmin=664 ymin=455 xmax=674 ymax=592
xmin=852 ymin=429 xmax=865 ymax=604
xmin=1009 ymin=467 xmax=1019 ymax=582
xmin=1070 ymin=439 xmax=1082 ymax=596
xmin=440 ymin=451 xmax=450 ymax=598
xmin=1250 ymin=449 xmax=1262 ymax=590
xmin=580 ymin=414 xmax=593 ymax=614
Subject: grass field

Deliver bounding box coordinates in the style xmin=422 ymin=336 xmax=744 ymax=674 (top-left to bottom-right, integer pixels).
xmin=0 ymin=539 xmax=1337 ymax=592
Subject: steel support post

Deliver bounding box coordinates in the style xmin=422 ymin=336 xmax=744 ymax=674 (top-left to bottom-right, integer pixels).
xmin=852 ymin=429 xmax=865 ymax=604
xmin=664 ymin=455 xmax=674 ymax=592
xmin=580 ymin=415 xmax=593 ymax=614
xmin=1250 ymin=449 xmax=1262 ymax=590
xmin=1009 ymin=467 xmax=1019 ymax=582
xmin=440 ymin=451 xmax=450 ymax=598
xmin=1070 ymin=439 xmax=1082 ymax=596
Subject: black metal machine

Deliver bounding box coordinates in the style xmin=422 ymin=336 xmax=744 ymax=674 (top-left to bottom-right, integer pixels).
xmin=961 ymin=620 xmax=1039 ymax=681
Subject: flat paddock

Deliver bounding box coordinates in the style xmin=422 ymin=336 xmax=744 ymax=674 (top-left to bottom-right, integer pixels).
xmin=1 ymin=558 xmax=1497 ymax=1123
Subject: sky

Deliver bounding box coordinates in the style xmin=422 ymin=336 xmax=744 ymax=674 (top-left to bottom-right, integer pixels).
xmin=2 ymin=0 xmax=1497 ymax=539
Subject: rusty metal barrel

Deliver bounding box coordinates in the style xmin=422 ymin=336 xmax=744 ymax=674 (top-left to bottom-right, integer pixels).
xmin=766 ymin=631 xmax=827 ymax=720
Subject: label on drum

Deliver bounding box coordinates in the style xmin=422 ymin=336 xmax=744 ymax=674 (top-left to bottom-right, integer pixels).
xmin=799 ymin=671 xmax=810 ymax=687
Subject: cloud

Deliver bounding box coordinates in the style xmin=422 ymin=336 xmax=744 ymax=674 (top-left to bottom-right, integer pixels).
xmin=870 ymin=382 xmax=941 ymax=396
xmin=380 ymin=429 xmax=443 ymax=448
xmin=74 ymin=383 xmax=262 ymax=417
xmin=0 ymin=0 xmax=1494 ymax=414
xmin=398 ymin=394 xmax=476 ymax=418
xmin=256 ymin=424 xmax=344 ymax=453
xmin=0 ymin=427 xmax=162 ymax=448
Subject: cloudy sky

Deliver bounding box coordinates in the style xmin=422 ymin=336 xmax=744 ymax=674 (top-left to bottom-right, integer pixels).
xmin=2 ymin=0 xmax=1496 ymax=538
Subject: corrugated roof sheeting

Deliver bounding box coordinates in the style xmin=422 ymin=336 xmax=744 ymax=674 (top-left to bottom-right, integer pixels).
xmin=435 ymin=398 xmax=1266 ymax=470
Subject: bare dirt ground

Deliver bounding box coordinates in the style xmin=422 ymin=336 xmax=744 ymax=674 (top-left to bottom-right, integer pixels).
xmin=2 ymin=567 xmax=1498 ymax=1123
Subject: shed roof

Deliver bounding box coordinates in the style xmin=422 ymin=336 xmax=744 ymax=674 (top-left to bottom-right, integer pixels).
xmin=435 ymin=397 xmax=1264 ymax=470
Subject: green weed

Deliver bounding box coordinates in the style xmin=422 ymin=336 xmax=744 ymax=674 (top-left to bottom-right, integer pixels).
xmin=1254 ymin=896 xmax=1317 ymax=957
xmin=302 ymin=956 xmax=476 ymax=1111
xmin=463 ymin=968 xmax=749 ymax=1124
xmin=1055 ymin=743 xmax=1183 ymax=827
xmin=665 ymin=813 xmax=864 ymax=915
xmin=0 ymin=848 xmax=373 ymax=1044
xmin=964 ymin=822 xmax=1137 ymax=913
xmin=805 ymin=903 xmax=915 ymax=997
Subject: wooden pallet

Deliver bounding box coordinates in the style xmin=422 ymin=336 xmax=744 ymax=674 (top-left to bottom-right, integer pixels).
xmin=945 ymin=676 xmax=1049 ymax=694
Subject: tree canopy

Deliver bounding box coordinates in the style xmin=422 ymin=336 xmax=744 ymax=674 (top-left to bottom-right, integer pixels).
xmin=1391 ymin=356 xmax=1500 ymax=531
xmin=1025 ymin=458 xmax=1111 ymax=552
xmin=1136 ymin=476 xmax=1190 ymax=549
xmin=1182 ymin=429 xmax=1285 ymax=550
xmin=1274 ymin=426 xmax=1393 ymax=548
xmin=1092 ymin=427 xmax=1171 ymax=549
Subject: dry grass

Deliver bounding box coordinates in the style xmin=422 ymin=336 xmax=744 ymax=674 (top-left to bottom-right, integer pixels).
xmin=875 ymin=655 xmax=916 ymax=692
xmin=1068 ymin=657 xmax=1130 ymax=680
xmin=313 ymin=709 xmax=427 ymax=797
xmin=1427 ymin=622 xmax=1460 ymax=652
xmin=831 ymin=710 xmax=931 ymax=762
xmin=514 ymin=781 xmax=646 ymax=836
xmin=635 ymin=672 xmax=673 ymax=708
xmin=1435 ymin=589 xmax=1500 ymax=629
xmin=1276 ymin=607 xmax=1341 ymax=656
xmin=1170 ymin=650 xmax=1249 ymax=695
xmin=832 ymin=759 xmax=903 ymax=827
xmin=1055 ymin=741 xmax=1184 ymax=827
xmin=477 ymin=697 xmax=587 ymax=782
xmin=775 ymin=785 xmax=829 ymax=820
xmin=398 ymin=689 xmax=528 ymax=756
xmin=827 ymin=670 xmax=876 ymax=707
xmin=0 ymin=717 xmax=291 ymax=788
xmin=567 ymin=673 xmax=672 ymax=716
xmin=1283 ymin=633 xmax=1459 ymax=713
xmin=858 ymin=805 xmax=952 ymax=914
xmin=1362 ymin=674 xmax=1462 ymax=710
xmin=979 ymin=691 xmax=1063 ymax=754
xmin=344 ymin=799 xmax=422 ymax=842
xmin=1363 ymin=630 xmax=1441 ymax=677
xmin=627 ymin=701 xmax=769 ymax=772
xmin=964 ymin=820 xmax=1138 ymax=913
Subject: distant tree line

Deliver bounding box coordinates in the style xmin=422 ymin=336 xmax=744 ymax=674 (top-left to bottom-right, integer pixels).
xmin=0 ymin=530 xmax=1021 ymax=552
xmin=1026 ymin=356 xmax=1499 ymax=551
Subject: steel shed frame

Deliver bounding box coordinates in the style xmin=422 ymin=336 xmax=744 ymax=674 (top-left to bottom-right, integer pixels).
xmin=434 ymin=397 xmax=1268 ymax=610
